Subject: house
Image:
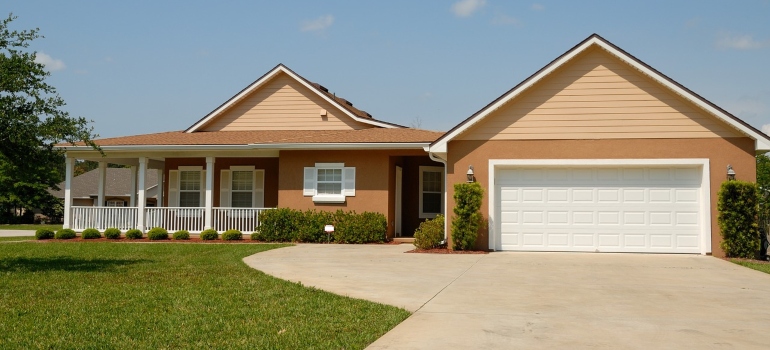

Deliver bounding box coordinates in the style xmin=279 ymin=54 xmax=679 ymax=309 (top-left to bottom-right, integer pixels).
xmin=59 ymin=34 xmax=770 ymax=257
xmin=48 ymin=167 xmax=159 ymax=207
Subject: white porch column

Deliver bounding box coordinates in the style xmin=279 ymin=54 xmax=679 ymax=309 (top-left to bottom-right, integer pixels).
xmin=63 ymin=157 xmax=74 ymax=229
xmin=129 ymin=166 xmax=137 ymax=207
xmin=137 ymin=157 xmax=147 ymax=232
xmin=204 ymin=156 xmax=215 ymax=230
xmin=156 ymin=169 xmax=164 ymax=207
xmin=97 ymin=162 xmax=107 ymax=206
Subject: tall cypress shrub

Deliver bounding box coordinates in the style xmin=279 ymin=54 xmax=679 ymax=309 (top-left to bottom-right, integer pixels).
xmin=718 ymin=180 xmax=760 ymax=258
xmin=451 ymin=182 xmax=484 ymax=250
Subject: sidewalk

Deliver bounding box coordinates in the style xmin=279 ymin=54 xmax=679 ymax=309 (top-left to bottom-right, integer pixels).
xmin=0 ymin=230 xmax=36 ymax=237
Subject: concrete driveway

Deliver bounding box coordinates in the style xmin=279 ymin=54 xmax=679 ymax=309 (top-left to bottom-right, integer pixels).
xmin=243 ymin=244 xmax=770 ymax=349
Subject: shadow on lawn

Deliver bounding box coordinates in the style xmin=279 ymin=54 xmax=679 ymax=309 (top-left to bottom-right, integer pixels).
xmin=0 ymin=256 xmax=151 ymax=272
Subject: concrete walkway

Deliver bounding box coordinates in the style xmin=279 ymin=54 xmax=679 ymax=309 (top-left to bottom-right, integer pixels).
xmin=0 ymin=230 xmax=35 ymax=237
xmin=243 ymin=244 xmax=770 ymax=349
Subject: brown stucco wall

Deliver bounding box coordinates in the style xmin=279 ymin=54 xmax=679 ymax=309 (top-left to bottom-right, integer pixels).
xmin=163 ymin=157 xmax=279 ymax=208
xmin=445 ymin=138 xmax=757 ymax=256
xmin=277 ymin=149 xmax=430 ymax=238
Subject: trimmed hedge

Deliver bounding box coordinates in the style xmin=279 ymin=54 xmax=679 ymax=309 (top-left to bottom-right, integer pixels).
xmin=35 ymin=228 xmax=54 ymax=240
xmin=222 ymin=229 xmax=242 ymax=241
xmin=173 ymin=230 xmax=190 ymax=240
xmin=254 ymin=208 xmax=385 ymax=243
xmin=81 ymin=228 xmax=101 ymax=239
xmin=147 ymin=227 xmax=169 ymax=240
xmin=54 ymin=228 xmax=76 ymax=240
xmin=200 ymin=229 xmax=218 ymax=241
xmin=104 ymin=228 xmax=121 ymax=239
xmin=125 ymin=229 xmax=143 ymax=240
xmin=451 ymin=182 xmax=484 ymax=250
xmin=414 ymin=214 xmax=445 ymax=250
xmin=718 ymin=180 xmax=760 ymax=258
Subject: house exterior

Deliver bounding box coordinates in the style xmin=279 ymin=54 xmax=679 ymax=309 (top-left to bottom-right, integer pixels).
xmin=59 ymin=34 xmax=770 ymax=257
xmin=49 ymin=167 xmax=159 ymax=207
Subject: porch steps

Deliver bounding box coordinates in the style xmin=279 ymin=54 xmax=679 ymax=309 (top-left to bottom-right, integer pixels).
xmin=392 ymin=237 xmax=414 ymax=244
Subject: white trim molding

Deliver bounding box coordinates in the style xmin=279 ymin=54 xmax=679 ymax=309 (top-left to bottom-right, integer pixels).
xmin=487 ymin=158 xmax=712 ymax=255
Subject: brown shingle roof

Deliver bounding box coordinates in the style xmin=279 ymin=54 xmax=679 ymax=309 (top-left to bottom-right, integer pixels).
xmin=70 ymin=128 xmax=444 ymax=147
xmin=48 ymin=168 xmax=158 ymax=198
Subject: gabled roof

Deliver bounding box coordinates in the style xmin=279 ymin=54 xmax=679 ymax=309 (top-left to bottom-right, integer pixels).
xmin=429 ymin=34 xmax=770 ymax=153
xmin=60 ymin=128 xmax=443 ymax=150
xmin=185 ymin=64 xmax=402 ymax=132
xmin=48 ymin=168 xmax=158 ymax=199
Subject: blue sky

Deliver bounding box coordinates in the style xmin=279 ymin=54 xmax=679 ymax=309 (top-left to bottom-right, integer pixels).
xmin=6 ymin=0 xmax=770 ymax=138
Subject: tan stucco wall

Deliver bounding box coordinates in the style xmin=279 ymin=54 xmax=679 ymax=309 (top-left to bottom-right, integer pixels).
xmin=278 ymin=149 xmax=430 ymax=238
xmin=445 ymin=138 xmax=757 ymax=257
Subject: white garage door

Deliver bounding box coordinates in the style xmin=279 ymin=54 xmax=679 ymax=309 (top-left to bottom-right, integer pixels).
xmin=494 ymin=165 xmax=704 ymax=253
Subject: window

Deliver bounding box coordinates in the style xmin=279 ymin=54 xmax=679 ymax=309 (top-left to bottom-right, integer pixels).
xmin=106 ymin=199 xmax=124 ymax=207
xmin=303 ymin=163 xmax=355 ymax=203
xmin=231 ymin=170 xmax=253 ymax=207
xmin=419 ymin=166 xmax=444 ymax=218
xmin=179 ymin=170 xmax=201 ymax=207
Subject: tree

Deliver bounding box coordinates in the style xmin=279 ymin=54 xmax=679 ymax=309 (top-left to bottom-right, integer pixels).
xmin=0 ymin=14 xmax=98 ymax=221
xmin=757 ymin=153 xmax=770 ymax=231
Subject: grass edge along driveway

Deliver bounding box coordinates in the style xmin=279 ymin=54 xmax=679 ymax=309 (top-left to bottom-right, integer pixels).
xmin=0 ymin=242 xmax=410 ymax=349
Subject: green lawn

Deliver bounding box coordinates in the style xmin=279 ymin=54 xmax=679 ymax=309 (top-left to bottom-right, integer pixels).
xmin=0 ymin=224 xmax=63 ymax=231
xmin=0 ymin=242 xmax=410 ymax=349
xmin=731 ymin=259 xmax=770 ymax=274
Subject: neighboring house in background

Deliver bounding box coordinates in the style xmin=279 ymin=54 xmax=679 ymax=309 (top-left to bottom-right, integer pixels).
xmin=59 ymin=34 xmax=770 ymax=257
xmin=49 ymin=168 xmax=159 ymax=207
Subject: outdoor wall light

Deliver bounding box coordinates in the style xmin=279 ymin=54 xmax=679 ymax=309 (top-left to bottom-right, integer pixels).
xmin=466 ymin=165 xmax=475 ymax=183
xmin=727 ymin=164 xmax=736 ymax=181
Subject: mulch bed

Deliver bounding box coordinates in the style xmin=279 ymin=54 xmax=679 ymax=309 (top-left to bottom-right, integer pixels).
xmin=406 ymin=248 xmax=488 ymax=254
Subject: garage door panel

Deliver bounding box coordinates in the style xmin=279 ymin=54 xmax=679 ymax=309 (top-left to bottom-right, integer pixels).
xmin=495 ymin=165 xmax=703 ymax=253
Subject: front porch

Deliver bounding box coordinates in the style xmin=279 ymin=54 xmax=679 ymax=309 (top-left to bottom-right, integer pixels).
xmin=69 ymin=206 xmax=273 ymax=233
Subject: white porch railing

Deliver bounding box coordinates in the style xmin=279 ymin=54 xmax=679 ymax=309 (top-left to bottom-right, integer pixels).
xmin=71 ymin=206 xmax=138 ymax=231
xmin=145 ymin=207 xmax=206 ymax=233
xmin=213 ymin=207 xmax=271 ymax=233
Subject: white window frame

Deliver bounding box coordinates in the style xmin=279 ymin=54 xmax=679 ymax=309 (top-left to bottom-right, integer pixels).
xmin=305 ymin=163 xmax=355 ymax=203
xmin=230 ymin=166 xmax=255 ymax=208
xmin=419 ymin=166 xmax=444 ymax=219
xmin=178 ymin=166 xmax=203 ymax=208
xmin=106 ymin=199 xmax=124 ymax=207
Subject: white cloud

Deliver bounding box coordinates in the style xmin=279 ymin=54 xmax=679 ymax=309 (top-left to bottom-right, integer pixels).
xmin=451 ymin=0 xmax=486 ymax=17
xmin=762 ymin=124 xmax=770 ymax=135
xmin=34 ymin=52 xmax=66 ymax=71
xmin=492 ymin=13 xmax=521 ymax=26
xmin=716 ymin=33 xmax=768 ymax=50
xmin=531 ymin=3 xmax=545 ymax=11
xmin=301 ymin=15 xmax=334 ymax=32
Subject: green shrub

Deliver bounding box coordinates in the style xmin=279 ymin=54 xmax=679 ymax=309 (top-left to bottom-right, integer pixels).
xmin=718 ymin=180 xmax=760 ymax=258
xmin=414 ymin=214 xmax=445 ymax=249
xmin=147 ymin=227 xmax=169 ymax=240
xmin=81 ymin=228 xmax=101 ymax=239
xmin=200 ymin=229 xmax=218 ymax=240
xmin=54 ymin=228 xmax=76 ymax=240
xmin=451 ymin=182 xmax=484 ymax=250
xmin=173 ymin=230 xmax=190 ymax=240
xmin=35 ymin=228 xmax=54 ymax=240
xmin=125 ymin=229 xmax=143 ymax=240
xmin=222 ymin=229 xmax=242 ymax=241
xmin=254 ymin=208 xmax=301 ymax=242
xmin=334 ymin=211 xmax=387 ymax=244
xmin=296 ymin=210 xmax=335 ymax=243
xmin=104 ymin=228 xmax=121 ymax=239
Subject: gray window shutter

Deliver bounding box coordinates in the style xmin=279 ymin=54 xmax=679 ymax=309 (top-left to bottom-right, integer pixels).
xmin=343 ymin=167 xmax=355 ymax=197
xmin=220 ymin=170 xmax=231 ymax=207
xmin=303 ymin=167 xmax=315 ymax=196
xmin=199 ymin=170 xmax=206 ymax=207
xmin=254 ymin=170 xmax=265 ymax=207
xmin=168 ymin=170 xmax=179 ymax=207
